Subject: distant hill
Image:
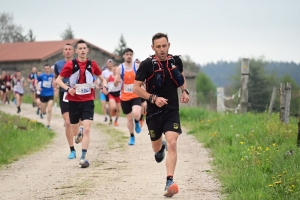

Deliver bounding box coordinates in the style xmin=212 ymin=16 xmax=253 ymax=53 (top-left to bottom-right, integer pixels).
xmin=200 ymin=61 xmax=300 ymax=87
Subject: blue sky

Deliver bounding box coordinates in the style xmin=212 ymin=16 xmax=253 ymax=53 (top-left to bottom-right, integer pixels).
xmin=2 ymin=0 xmax=300 ymax=64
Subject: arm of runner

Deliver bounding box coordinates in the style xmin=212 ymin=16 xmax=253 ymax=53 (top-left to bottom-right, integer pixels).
xmin=114 ymin=65 xmax=122 ymax=87
xmin=133 ymin=80 xmax=167 ymax=107
xmin=56 ymin=75 xmax=75 ymax=96
xmin=179 ymin=72 xmax=189 ymax=103
xmin=98 ymin=74 xmax=108 ymax=95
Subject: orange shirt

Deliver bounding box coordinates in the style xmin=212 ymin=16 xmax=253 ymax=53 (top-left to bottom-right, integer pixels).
xmin=120 ymin=64 xmax=139 ymax=101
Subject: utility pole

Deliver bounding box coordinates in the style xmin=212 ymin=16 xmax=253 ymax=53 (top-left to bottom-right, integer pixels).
xmin=240 ymin=58 xmax=250 ymax=114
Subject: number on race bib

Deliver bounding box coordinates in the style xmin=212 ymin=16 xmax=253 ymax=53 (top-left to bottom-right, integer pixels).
xmin=124 ymin=84 xmax=133 ymax=93
xmin=42 ymin=81 xmax=51 ymax=88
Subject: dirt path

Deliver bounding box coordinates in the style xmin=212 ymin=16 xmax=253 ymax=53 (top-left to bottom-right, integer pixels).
xmin=0 ymin=103 xmax=221 ymax=200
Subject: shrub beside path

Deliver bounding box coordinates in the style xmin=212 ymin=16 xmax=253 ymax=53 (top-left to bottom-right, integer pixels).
xmin=0 ymin=103 xmax=221 ymax=199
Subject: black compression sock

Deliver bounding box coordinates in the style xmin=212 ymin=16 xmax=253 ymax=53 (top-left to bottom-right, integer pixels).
xmin=167 ymin=176 xmax=173 ymax=181
xmin=134 ymin=119 xmax=139 ymax=123
xmin=130 ymin=133 xmax=134 ymax=137
xmin=70 ymin=146 xmax=75 ymax=152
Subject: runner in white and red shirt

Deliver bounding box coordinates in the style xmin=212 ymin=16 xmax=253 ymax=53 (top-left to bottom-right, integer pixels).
xmin=55 ymin=40 xmax=107 ymax=168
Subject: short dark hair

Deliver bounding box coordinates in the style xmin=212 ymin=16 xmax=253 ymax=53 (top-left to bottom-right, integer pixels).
xmin=152 ymin=33 xmax=169 ymax=44
xmin=76 ymin=40 xmax=88 ymax=48
xmin=64 ymin=43 xmax=74 ymax=48
xmin=44 ymin=64 xmax=50 ymax=67
xmin=123 ymin=48 xmax=133 ymax=55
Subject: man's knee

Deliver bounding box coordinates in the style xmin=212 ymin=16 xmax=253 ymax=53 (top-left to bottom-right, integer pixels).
xmin=167 ymin=139 xmax=177 ymax=152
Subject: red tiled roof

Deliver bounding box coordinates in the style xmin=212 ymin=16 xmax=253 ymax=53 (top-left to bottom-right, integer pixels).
xmin=0 ymin=39 xmax=116 ymax=63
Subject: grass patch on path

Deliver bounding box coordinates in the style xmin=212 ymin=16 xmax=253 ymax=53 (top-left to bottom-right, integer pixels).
xmin=180 ymin=107 xmax=300 ymax=199
xmin=95 ymin=123 xmax=127 ymax=150
xmin=0 ymin=111 xmax=55 ymax=167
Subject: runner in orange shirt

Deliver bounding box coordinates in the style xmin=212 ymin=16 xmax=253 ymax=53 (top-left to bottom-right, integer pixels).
xmin=114 ymin=48 xmax=141 ymax=145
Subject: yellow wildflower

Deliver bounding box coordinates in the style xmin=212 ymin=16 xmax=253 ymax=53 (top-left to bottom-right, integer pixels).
xmin=240 ymin=141 xmax=244 ymax=145
xmin=272 ymin=143 xmax=276 ymax=147
xmin=265 ymin=147 xmax=270 ymax=151
xmin=268 ymin=184 xmax=273 ymax=187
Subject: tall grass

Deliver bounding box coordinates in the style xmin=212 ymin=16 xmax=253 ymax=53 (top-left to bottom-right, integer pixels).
xmin=0 ymin=110 xmax=55 ymax=167
xmin=180 ymin=107 xmax=300 ymax=199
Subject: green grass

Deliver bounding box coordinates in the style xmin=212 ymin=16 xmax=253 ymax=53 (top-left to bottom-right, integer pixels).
xmin=0 ymin=110 xmax=55 ymax=167
xmin=180 ymin=107 xmax=300 ymax=199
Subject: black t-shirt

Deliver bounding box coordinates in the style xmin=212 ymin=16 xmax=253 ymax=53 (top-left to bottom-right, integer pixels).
xmin=135 ymin=56 xmax=183 ymax=113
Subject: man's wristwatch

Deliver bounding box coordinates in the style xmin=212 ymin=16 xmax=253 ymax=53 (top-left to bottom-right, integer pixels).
xmin=67 ymin=87 xmax=70 ymax=92
xmin=182 ymin=89 xmax=190 ymax=95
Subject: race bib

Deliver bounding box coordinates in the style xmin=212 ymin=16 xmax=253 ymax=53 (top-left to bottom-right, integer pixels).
xmin=124 ymin=84 xmax=133 ymax=93
xmin=75 ymin=84 xmax=91 ymax=95
xmin=6 ymin=82 xmax=11 ymax=86
xmin=63 ymin=92 xmax=69 ymax=102
xmin=36 ymin=90 xmax=41 ymax=95
xmin=42 ymin=81 xmax=51 ymax=88
xmin=1 ymin=85 xmax=5 ymax=89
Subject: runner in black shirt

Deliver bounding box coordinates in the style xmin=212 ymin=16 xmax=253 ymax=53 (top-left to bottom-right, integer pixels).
xmin=134 ymin=33 xmax=189 ymax=197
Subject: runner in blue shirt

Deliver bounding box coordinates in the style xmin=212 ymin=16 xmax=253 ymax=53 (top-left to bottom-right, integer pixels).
xmin=36 ymin=64 xmax=55 ymax=129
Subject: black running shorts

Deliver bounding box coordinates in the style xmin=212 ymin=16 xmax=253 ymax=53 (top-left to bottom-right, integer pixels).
xmin=121 ymin=97 xmax=141 ymax=115
xmin=69 ymin=100 xmax=94 ymax=124
xmin=40 ymin=95 xmax=54 ymax=103
xmin=146 ymin=109 xmax=182 ymax=141
xmin=59 ymin=91 xmax=69 ymax=114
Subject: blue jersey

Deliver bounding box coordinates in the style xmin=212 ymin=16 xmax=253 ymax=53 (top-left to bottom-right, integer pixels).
xmin=38 ymin=73 xmax=54 ymax=97
xmin=54 ymin=59 xmax=70 ymax=92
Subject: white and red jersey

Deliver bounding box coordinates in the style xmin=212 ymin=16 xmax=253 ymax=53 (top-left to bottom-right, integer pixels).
xmin=60 ymin=58 xmax=101 ymax=102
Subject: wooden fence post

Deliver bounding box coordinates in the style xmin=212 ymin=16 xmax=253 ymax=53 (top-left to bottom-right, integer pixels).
xmin=268 ymin=86 xmax=277 ymax=119
xmin=284 ymin=82 xmax=292 ymax=124
xmin=240 ymin=58 xmax=250 ymax=114
xmin=279 ymin=83 xmax=286 ymax=122
xmin=217 ymin=87 xmax=225 ymax=113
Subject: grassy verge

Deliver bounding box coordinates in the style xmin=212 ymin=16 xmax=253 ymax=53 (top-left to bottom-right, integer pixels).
xmin=180 ymin=107 xmax=300 ymax=199
xmin=0 ymin=110 xmax=55 ymax=167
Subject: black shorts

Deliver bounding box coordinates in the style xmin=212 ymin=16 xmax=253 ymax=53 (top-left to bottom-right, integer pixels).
xmin=40 ymin=96 xmax=54 ymax=103
xmin=146 ymin=109 xmax=182 ymax=141
xmin=1 ymin=88 xmax=6 ymax=93
xmin=59 ymin=91 xmax=69 ymax=114
xmin=121 ymin=98 xmax=141 ymax=115
xmin=6 ymin=86 xmax=11 ymax=91
xmin=141 ymin=98 xmax=146 ymax=103
xmin=69 ymin=100 xmax=94 ymax=124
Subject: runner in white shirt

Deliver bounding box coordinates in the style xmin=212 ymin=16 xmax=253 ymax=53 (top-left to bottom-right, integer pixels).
xmin=13 ymin=70 xmax=27 ymax=113
xmin=100 ymin=59 xmax=113 ymax=123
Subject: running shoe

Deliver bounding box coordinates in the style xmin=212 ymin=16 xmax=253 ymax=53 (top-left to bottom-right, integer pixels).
xmin=36 ymin=108 xmax=40 ymax=115
xmin=68 ymin=151 xmax=76 ymax=159
xmin=108 ymin=118 xmax=113 ymax=125
xmin=78 ymin=159 xmax=89 ymax=168
xmin=46 ymin=125 xmax=51 ymax=129
xmin=40 ymin=113 xmax=43 ymax=119
xmin=128 ymin=136 xmax=135 ymax=145
xmin=75 ymin=126 xmax=84 ymax=144
xmin=104 ymin=117 xmax=108 ymax=122
xmin=155 ymin=140 xmax=167 ymax=163
xmin=163 ymin=180 xmax=179 ymax=197
xmin=114 ymin=121 xmax=118 ymax=126
xmin=135 ymin=121 xmax=141 ymax=134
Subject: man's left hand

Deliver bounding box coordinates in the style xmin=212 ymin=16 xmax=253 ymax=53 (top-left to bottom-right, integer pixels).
xmin=180 ymin=92 xmax=189 ymax=103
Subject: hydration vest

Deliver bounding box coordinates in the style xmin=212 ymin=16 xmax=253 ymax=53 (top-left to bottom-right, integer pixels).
xmin=146 ymin=54 xmax=184 ymax=93
xmin=69 ymin=59 xmax=93 ymax=86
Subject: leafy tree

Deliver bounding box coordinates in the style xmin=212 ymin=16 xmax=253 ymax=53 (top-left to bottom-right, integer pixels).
xmin=61 ymin=24 xmax=74 ymax=40
xmin=114 ymin=34 xmax=127 ymax=63
xmin=0 ymin=12 xmax=27 ymax=43
xmin=196 ymin=72 xmax=216 ymax=106
xmin=181 ymin=55 xmax=200 ymax=73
